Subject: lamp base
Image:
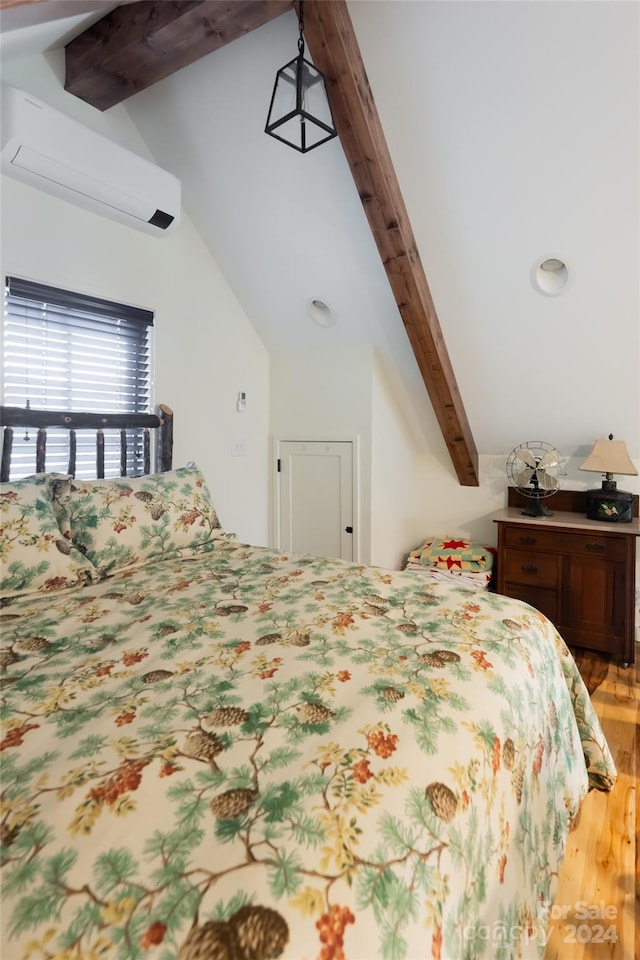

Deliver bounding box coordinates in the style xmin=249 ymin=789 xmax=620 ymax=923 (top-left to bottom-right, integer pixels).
xmin=585 ymin=483 xmax=634 ymax=523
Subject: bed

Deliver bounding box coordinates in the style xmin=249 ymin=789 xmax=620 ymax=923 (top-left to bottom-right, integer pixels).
xmin=0 ymin=406 xmax=616 ymax=960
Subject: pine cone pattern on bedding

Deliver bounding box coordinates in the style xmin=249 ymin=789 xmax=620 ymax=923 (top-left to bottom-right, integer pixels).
xmin=418 ymin=652 xmax=447 ymax=668
xmin=0 ymin=649 xmax=20 ymax=670
xmin=512 ymin=762 xmax=525 ymax=804
xmin=425 ymin=782 xmax=459 ymax=823
xmin=178 ymin=920 xmax=236 ymax=960
xmin=210 ymin=788 xmax=257 ymax=819
xmin=233 ymin=905 xmax=289 ymax=959
xmin=256 ymin=633 xmax=281 ymax=645
xmin=178 ymin=905 xmax=288 ymax=960
xmin=433 ymin=649 xmax=461 ymax=663
xmin=502 ymin=737 xmax=516 ymax=770
xmin=363 ymin=602 xmax=387 ymax=616
xmin=296 ymin=702 xmax=335 ymax=724
xmin=182 ymin=730 xmax=225 ymax=762
xmin=0 ymin=537 xmax=616 ymax=960
xmin=14 ymin=636 xmax=51 ymax=654
xmin=215 ymin=605 xmax=249 ymax=616
xmin=141 ymin=669 xmax=174 ymax=683
xmin=364 ymin=594 xmax=387 ymax=605
xmin=205 ymin=707 xmax=249 ymax=727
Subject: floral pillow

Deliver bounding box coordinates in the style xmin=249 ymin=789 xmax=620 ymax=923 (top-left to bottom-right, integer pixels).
xmin=0 ymin=475 xmax=96 ymax=598
xmin=56 ymin=463 xmax=224 ymax=577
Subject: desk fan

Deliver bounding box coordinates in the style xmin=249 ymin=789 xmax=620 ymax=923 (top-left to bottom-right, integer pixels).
xmin=506 ymin=441 xmax=565 ymax=517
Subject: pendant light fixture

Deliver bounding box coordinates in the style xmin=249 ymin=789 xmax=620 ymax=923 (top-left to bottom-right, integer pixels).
xmin=265 ymin=0 xmax=337 ymax=153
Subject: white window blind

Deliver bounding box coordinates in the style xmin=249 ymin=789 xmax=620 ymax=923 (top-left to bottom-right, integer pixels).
xmin=2 ymin=276 xmax=154 ymax=479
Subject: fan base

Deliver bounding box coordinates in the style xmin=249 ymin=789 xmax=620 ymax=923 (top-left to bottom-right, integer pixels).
xmin=521 ymin=500 xmax=554 ymax=518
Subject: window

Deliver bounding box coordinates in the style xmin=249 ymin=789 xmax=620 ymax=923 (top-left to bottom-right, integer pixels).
xmin=2 ymin=276 xmax=153 ymax=479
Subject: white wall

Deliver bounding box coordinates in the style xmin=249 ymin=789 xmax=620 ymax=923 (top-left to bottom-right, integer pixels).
xmin=124 ymin=2 xmax=639 ymax=462
xmin=349 ymin=0 xmax=639 ymax=459
xmin=270 ymin=346 xmax=373 ymax=562
xmin=0 ymin=56 xmax=270 ymax=546
xmin=370 ymin=348 xmax=504 ymax=568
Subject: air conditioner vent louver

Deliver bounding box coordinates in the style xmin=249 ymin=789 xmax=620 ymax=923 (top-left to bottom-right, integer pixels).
xmin=148 ymin=209 xmax=174 ymax=229
xmin=1 ymin=84 xmax=180 ymax=237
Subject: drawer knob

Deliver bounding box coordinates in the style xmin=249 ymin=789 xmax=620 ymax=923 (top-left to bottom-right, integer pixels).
xmin=586 ymin=543 xmax=605 ymax=553
xmin=520 ymin=536 xmax=536 ymax=545
xmin=522 ymin=564 xmax=538 ymax=574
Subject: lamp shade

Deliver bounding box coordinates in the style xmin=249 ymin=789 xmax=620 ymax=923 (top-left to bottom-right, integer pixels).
xmin=579 ymin=438 xmax=638 ymax=477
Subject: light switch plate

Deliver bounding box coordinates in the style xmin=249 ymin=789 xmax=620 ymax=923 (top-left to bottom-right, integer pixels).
xmin=231 ymin=438 xmax=247 ymax=457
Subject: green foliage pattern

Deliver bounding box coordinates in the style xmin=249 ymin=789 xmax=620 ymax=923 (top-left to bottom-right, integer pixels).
xmin=0 ymin=540 xmax=615 ymax=959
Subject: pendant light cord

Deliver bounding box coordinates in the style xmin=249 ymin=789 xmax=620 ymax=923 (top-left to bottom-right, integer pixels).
xmin=298 ymin=0 xmax=305 ymax=55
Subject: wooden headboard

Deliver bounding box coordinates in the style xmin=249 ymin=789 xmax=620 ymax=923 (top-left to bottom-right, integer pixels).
xmin=0 ymin=404 xmax=173 ymax=482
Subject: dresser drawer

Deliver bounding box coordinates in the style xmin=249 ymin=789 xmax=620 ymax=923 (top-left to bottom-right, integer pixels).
xmin=502 ymin=526 xmax=627 ymax=561
xmin=501 ymin=549 xmax=559 ymax=588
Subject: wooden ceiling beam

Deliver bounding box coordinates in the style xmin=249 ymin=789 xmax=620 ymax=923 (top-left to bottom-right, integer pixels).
xmin=0 ymin=1 xmax=49 ymax=8
xmin=64 ymin=0 xmax=291 ymax=111
xmin=63 ymin=0 xmax=478 ymax=485
xmin=303 ymin=0 xmax=478 ymax=485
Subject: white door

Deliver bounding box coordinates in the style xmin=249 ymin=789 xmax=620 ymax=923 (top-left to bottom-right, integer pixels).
xmin=277 ymin=440 xmax=354 ymax=560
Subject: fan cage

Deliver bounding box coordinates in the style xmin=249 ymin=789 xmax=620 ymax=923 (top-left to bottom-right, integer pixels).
xmin=506 ymin=441 xmax=566 ymax=517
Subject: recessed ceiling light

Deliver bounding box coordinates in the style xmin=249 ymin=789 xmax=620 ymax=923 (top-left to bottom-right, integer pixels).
xmin=307 ymin=298 xmax=336 ymax=327
xmin=540 ymin=258 xmax=564 ymax=272
xmin=531 ymin=256 xmax=571 ymax=296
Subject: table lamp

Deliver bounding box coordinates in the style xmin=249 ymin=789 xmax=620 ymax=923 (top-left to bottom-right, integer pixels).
xmin=579 ymin=434 xmax=638 ymax=522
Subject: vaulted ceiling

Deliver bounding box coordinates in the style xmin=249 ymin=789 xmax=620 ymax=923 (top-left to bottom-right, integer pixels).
xmin=2 ymin=1 xmax=638 ymax=468
xmin=3 ymin=0 xmax=478 ymax=485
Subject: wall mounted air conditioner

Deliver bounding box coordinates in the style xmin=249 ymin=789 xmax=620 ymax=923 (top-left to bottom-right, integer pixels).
xmin=1 ymin=84 xmax=181 ymax=236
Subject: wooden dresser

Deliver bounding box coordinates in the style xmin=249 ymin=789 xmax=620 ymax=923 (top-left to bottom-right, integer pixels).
xmin=493 ymin=489 xmax=640 ymax=665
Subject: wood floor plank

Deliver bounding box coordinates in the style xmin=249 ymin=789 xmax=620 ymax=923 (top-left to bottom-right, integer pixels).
xmin=544 ymin=650 xmax=637 ymax=960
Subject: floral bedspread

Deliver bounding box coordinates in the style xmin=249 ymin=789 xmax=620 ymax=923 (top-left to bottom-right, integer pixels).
xmin=0 ymin=540 xmax=616 ymax=960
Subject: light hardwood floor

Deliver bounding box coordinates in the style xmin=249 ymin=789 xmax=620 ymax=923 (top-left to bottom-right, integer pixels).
xmin=544 ymin=648 xmax=638 ymax=960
